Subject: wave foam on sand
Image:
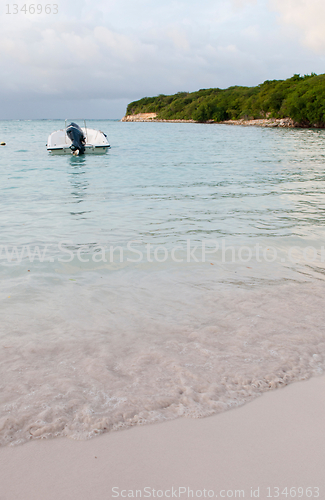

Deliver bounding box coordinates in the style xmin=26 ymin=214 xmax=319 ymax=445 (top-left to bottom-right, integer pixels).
xmin=1 ymin=270 xmax=324 ymax=446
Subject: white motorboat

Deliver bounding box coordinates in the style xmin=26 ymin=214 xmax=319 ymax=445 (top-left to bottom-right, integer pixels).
xmin=47 ymin=121 xmax=110 ymax=155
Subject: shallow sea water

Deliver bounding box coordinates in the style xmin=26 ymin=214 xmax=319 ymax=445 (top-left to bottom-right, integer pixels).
xmin=1 ymin=120 xmax=325 ymax=445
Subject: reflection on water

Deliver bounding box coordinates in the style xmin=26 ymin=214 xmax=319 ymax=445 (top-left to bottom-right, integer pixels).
xmin=68 ymin=156 xmax=90 ymax=217
xmin=69 ymin=154 xmax=87 ymax=166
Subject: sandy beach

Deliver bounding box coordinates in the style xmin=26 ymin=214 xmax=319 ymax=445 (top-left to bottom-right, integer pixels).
xmin=0 ymin=375 xmax=324 ymax=500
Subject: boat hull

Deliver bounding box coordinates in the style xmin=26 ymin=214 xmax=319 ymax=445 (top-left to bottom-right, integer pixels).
xmin=47 ymin=126 xmax=110 ymax=155
xmin=48 ymin=145 xmax=109 ymax=155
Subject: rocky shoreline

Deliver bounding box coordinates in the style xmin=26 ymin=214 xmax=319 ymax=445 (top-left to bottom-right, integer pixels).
xmin=121 ymin=113 xmax=158 ymax=122
xmin=121 ymin=113 xmax=195 ymax=123
xmin=220 ymin=117 xmax=296 ymax=127
xmin=121 ymin=113 xmax=298 ymax=127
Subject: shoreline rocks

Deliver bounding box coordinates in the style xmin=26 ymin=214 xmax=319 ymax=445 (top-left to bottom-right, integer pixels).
xmin=121 ymin=113 xmax=195 ymax=123
xmin=121 ymin=113 xmax=158 ymax=122
xmin=121 ymin=114 xmax=320 ymax=128
xmin=220 ymin=117 xmax=296 ymax=127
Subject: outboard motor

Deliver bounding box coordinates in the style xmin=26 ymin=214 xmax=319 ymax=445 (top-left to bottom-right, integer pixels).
xmin=66 ymin=122 xmax=86 ymax=155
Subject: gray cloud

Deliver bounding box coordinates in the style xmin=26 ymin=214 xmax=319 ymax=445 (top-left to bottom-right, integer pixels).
xmin=0 ymin=0 xmax=324 ymax=119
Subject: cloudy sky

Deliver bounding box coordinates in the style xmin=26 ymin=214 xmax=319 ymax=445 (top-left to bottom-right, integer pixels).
xmin=0 ymin=0 xmax=325 ymax=119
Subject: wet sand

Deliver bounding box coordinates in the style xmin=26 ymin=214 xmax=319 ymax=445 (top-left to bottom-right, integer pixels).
xmin=0 ymin=375 xmax=324 ymax=500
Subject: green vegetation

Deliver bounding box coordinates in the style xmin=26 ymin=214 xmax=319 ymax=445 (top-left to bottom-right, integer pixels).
xmin=126 ymin=73 xmax=325 ymax=126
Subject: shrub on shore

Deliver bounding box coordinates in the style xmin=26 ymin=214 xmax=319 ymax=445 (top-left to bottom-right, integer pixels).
xmin=126 ymin=74 xmax=325 ymax=126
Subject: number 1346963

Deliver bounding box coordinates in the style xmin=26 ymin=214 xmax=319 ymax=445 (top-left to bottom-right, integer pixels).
xmin=6 ymin=4 xmax=58 ymax=14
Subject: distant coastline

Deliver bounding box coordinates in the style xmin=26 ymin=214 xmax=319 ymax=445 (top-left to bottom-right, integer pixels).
xmin=121 ymin=112 xmax=296 ymax=127
xmin=122 ymin=73 xmax=325 ymax=128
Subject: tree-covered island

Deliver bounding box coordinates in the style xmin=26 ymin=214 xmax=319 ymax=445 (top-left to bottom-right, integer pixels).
xmin=124 ymin=73 xmax=325 ymax=127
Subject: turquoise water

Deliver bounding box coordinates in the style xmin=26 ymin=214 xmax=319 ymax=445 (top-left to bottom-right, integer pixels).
xmin=1 ymin=120 xmax=325 ymax=445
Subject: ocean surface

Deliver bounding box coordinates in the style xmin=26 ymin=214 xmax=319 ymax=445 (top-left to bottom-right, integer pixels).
xmin=1 ymin=120 xmax=325 ymax=446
